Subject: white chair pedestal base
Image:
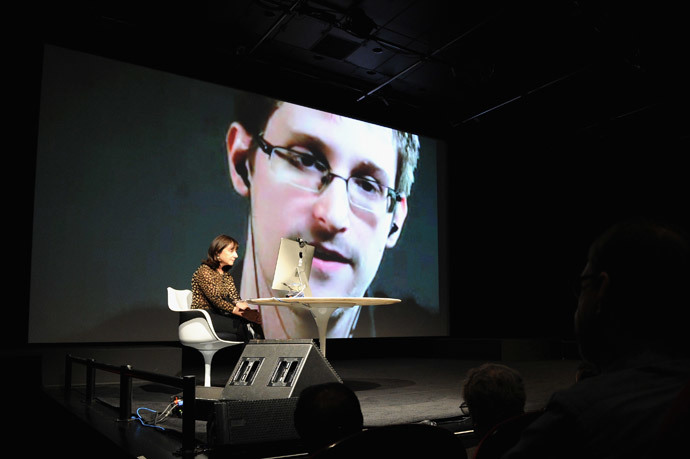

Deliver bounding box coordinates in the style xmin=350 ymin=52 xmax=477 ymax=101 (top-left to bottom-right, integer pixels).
xmin=199 ymin=350 xmax=217 ymax=388
xmin=193 ymin=343 xmax=239 ymax=387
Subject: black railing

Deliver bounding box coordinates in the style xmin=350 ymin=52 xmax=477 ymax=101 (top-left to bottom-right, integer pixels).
xmin=64 ymin=354 xmax=198 ymax=455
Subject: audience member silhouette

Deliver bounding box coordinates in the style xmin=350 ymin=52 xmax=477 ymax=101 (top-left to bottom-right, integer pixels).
xmin=502 ymin=219 xmax=690 ymax=458
xmin=462 ymin=363 xmax=527 ymax=441
xmin=293 ymin=382 xmax=364 ymax=455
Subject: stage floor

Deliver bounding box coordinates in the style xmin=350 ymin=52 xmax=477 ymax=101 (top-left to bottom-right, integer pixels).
xmin=36 ymin=355 xmax=580 ymax=459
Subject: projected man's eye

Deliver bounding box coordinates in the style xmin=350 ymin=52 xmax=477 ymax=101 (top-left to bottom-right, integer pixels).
xmin=275 ymin=149 xmax=327 ymax=173
xmin=352 ymin=177 xmax=384 ymax=196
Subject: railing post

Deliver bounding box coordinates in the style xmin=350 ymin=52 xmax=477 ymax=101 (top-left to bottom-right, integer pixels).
xmin=119 ymin=364 xmax=133 ymax=421
xmin=64 ymin=355 xmax=73 ymax=398
xmin=181 ymin=375 xmax=197 ymax=454
xmin=85 ymin=358 xmax=96 ymax=404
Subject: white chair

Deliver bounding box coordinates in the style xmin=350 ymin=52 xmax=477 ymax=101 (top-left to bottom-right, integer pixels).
xmin=167 ymin=287 xmax=242 ymax=387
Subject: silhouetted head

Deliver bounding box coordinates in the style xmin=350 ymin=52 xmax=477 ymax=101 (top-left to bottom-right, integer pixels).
xmin=462 ymin=363 xmax=526 ymax=439
xmin=294 ymin=382 xmax=364 ymax=453
xmin=575 ymin=218 xmax=690 ymax=366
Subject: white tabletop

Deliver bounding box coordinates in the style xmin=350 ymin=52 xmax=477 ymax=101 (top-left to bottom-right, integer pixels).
xmin=247 ymin=297 xmax=400 ymax=308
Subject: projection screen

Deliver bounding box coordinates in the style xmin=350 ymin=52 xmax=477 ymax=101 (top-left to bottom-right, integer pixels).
xmin=29 ymin=44 xmax=446 ymax=343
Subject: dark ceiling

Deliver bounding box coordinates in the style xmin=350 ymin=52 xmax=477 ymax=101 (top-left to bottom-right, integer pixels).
xmin=26 ymin=0 xmax=689 ymax=144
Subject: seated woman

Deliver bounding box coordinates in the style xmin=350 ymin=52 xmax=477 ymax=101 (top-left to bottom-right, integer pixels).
xmin=190 ymin=234 xmax=263 ymax=341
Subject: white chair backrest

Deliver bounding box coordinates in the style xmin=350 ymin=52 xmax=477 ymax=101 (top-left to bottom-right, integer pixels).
xmin=167 ymin=287 xmax=192 ymax=311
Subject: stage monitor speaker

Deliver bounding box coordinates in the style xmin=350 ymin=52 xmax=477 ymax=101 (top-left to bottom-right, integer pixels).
xmin=220 ymin=339 xmax=341 ymax=401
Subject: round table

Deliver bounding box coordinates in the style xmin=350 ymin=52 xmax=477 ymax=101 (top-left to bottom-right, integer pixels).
xmin=246 ymin=297 xmax=400 ymax=356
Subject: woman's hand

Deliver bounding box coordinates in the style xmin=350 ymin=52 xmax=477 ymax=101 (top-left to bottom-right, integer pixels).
xmin=233 ymin=301 xmax=262 ymax=324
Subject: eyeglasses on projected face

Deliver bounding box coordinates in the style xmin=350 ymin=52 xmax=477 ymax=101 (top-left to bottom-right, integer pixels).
xmin=254 ymin=134 xmax=401 ymax=214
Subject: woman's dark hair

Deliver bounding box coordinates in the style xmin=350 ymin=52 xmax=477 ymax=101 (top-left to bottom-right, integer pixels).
xmin=202 ymin=234 xmax=238 ymax=271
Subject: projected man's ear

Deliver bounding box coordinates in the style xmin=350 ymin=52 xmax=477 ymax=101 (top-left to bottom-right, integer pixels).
xmin=226 ymin=121 xmax=254 ymax=196
xmin=386 ymin=196 xmax=407 ymax=248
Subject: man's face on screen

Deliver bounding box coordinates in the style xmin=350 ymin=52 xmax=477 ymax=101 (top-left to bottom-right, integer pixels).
xmin=247 ymin=103 xmax=407 ymax=297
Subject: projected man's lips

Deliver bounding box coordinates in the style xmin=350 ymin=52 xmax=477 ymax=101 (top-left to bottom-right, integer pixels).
xmin=311 ymin=245 xmax=353 ymax=274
